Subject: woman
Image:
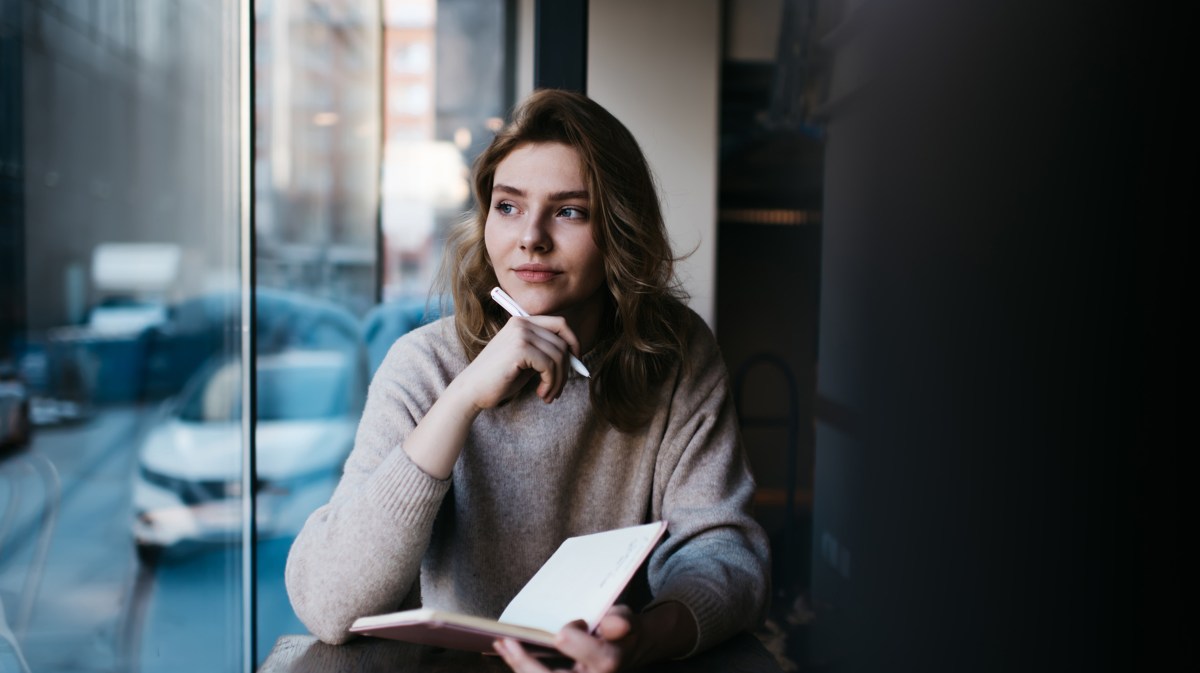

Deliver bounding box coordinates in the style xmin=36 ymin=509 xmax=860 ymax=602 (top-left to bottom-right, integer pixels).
xmin=285 ymin=89 xmax=770 ymax=671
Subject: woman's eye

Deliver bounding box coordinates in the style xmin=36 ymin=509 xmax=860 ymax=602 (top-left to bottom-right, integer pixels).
xmin=559 ymin=207 xmax=587 ymax=220
xmin=495 ymin=202 xmax=516 ymax=215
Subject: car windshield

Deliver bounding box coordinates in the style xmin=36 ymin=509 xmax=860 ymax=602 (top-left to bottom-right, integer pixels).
xmin=178 ymin=350 xmax=354 ymax=423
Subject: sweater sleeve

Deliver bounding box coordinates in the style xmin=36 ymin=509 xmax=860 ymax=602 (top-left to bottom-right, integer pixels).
xmin=284 ymin=324 xmax=455 ymax=644
xmin=644 ymin=314 xmax=773 ymax=656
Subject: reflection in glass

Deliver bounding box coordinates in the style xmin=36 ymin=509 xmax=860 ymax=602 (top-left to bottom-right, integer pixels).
xmin=2 ymin=0 xmax=515 ymax=668
xmin=133 ymin=304 xmax=365 ymax=558
xmin=1 ymin=1 xmax=245 ymax=672
xmin=379 ymin=0 xmax=510 ymax=307
xmin=251 ymin=0 xmax=513 ymax=660
xmin=253 ymin=0 xmax=382 ymax=661
xmin=255 ymin=0 xmax=382 ymax=319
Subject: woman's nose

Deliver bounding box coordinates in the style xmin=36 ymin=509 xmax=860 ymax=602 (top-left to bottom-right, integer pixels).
xmin=519 ymin=213 xmax=552 ymax=252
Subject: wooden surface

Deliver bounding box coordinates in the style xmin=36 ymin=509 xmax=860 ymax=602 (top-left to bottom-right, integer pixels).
xmin=258 ymin=631 xmax=784 ymax=673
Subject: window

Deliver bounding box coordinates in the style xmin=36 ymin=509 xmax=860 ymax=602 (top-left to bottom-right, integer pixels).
xmin=2 ymin=1 xmax=245 ymax=671
xmin=2 ymin=1 xmax=512 ymax=670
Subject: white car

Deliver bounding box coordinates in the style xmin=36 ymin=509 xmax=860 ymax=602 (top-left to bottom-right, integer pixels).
xmin=132 ymin=348 xmax=363 ymax=562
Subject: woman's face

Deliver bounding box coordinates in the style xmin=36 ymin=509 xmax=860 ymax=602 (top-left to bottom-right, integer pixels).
xmin=484 ymin=142 xmax=607 ymax=332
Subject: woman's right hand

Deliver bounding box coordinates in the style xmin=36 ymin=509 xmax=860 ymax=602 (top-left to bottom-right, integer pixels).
xmin=401 ymin=314 xmax=582 ymax=480
xmin=448 ymin=314 xmax=583 ymax=410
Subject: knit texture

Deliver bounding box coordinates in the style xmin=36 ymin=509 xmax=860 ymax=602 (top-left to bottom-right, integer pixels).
xmin=284 ymin=309 xmax=771 ymax=656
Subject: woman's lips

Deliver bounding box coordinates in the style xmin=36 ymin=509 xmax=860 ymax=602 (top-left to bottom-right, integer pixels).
xmin=513 ymin=265 xmax=560 ymax=282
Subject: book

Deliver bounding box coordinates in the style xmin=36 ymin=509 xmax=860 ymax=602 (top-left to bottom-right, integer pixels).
xmin=349 ymin=521 xmax=668 ymax=655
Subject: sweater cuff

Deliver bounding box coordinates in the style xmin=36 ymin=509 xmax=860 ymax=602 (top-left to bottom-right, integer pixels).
xmin=364 ymin=445 xmax=451 ymax=527
xmin=646 ymin=585 xmax=733 ymax=658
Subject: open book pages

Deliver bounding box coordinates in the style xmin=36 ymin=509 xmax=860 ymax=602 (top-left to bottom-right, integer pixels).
xmin=348 ymin=521 xmax=668 ymax=654
xmin=349 ymin=608 xmax=560 ymax=652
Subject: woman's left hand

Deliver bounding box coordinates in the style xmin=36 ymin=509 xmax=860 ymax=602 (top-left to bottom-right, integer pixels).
xmin=493 ymin=606 xmax=645 ymax=673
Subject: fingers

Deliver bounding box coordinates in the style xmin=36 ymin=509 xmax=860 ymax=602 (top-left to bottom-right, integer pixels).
xmin=460 ymin=313 xmax=582 ymax=409
xmin=493 ymin=638 xmax=557 ymax=672
xmin=494 ymin=622 xmax=629 ymax=673
xmin=514 ymin=321 xmax=570 ymax=402
xmin=522 ymin=314 xmax=583 ymax=363
xmin=498 ymin=316 xmax=578 ymax=402
xmin=595 ymin=608 xmax=634 ymax=642
xmin=552 ymin=623 xmax=623 ymax=673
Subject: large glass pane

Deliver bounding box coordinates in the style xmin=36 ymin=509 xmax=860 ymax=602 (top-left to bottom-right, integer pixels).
xmin=378 ymin=0 xmax=510 ymax=296
xmin=252 ymin=0 xmax=380 ymax=662
xmin=372 ymin=0 xmax=510 ymax=372
xmin=1 ymin=1 xmax=245 ymax=671
xmin=250 ymin=0 xmax=512 ymax=663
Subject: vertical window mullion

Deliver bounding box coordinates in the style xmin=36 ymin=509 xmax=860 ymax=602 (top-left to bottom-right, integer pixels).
xmin=239 ymin=1 xmax=258 ymax=671
xmin=533 ymin=0 xmax=588 ymax=92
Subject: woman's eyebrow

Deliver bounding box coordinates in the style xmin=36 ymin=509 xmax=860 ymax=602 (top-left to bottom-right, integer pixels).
xmin=493 ymin=183 xmax=588 ymax=202
xmin=492 ymin=183 xmax=525 ymax=197
xmin=549 ymin=189 xmax=589 ymax=202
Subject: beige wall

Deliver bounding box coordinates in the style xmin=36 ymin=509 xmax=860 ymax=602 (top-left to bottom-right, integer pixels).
xmin=515 ymin=0 xmax=721 ymax=327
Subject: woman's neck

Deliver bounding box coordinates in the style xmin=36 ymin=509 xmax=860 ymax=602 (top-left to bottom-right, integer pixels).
xmin=559 ymin=288 xmax=608 ymax=355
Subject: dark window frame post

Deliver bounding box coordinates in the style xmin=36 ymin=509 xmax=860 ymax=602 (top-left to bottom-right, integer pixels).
xmin=533 ymin=0 xmax=588 ymax=93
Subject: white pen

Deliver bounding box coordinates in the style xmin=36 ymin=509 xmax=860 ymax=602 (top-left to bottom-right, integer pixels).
xmin=490 ymin=286 xmax=591 ymax=378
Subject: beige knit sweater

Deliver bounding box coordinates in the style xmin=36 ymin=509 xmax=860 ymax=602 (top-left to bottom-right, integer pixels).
xmin=284 ymin=309 xmax=770 ymax=656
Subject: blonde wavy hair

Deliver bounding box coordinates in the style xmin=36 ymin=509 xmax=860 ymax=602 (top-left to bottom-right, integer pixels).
xmin=437 ymin=88 xmax=690 ymax=431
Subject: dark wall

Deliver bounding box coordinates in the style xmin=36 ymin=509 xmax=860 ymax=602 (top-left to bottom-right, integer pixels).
xmin=811 ymin=1 xmax=1180 ymax=671
xmin=717 ymin=220 xmax=821 ymax=598
xmin=716 ymin=50 xmax=827 ymax=600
